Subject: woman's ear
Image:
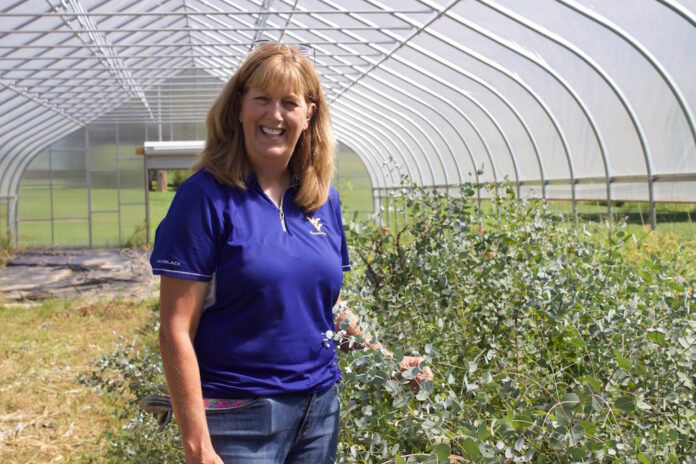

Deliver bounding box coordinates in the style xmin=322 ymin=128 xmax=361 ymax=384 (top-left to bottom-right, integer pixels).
xmin=304 ymin=103 xmax=317 ymax=130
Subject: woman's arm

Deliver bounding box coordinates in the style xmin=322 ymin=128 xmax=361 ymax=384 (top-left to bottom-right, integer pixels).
xmin=159 ymin=276 xmax=222 ymax=464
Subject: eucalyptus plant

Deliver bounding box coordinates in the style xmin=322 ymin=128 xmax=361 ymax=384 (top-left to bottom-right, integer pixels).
xmin=336 ymin=182 xmax=695 ymax=463
xmin=82 ymin=183 xmax=695 ymax=463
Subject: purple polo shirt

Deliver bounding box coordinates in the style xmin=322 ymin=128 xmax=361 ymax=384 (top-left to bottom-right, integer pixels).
xmin=150 ymin=169 xmax=350 ymax=397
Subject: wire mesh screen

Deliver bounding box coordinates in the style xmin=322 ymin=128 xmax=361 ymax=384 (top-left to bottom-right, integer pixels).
xmin=16 ymin=123 xmax=148 ymax=248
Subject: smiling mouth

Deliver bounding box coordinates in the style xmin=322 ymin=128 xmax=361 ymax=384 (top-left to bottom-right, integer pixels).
xmin=260 ymin=126 xmax=286 ymax=136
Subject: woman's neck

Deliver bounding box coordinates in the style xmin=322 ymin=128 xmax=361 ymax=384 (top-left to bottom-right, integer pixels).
xmin=253 ymin=165 xmax=292 ymax=208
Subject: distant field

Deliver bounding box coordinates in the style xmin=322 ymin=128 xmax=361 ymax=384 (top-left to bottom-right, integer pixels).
xmin=377 ymin=188 xmax=696 ymax=242
xmin=13 ymin=151 xmax=696 ymax=245
xmin=14 ymin=149 xmax=374 ymax=247
xmin=333 ymin=148 xmax=374 ymax=220
xmin=15 ymin=187 xmax=146 ymax=247
xmin=494 ymin=198 xmax=696 ymax=241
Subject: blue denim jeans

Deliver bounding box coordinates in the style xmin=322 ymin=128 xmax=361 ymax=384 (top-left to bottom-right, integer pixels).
xmin=205 ymin=384 xmax=339 ymax=463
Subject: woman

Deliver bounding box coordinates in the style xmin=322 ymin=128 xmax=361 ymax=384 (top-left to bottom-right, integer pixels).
xmin=150 ymin=43 xmax=431 ymax=464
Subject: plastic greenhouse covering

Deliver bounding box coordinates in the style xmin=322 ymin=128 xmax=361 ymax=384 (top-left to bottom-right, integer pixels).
xmin=0 ymin=0 xmax=695 ymax=246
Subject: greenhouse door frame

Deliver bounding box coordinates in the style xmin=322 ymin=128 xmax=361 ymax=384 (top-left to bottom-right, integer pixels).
xmin=141 ymin=151 xmax=198 ymax=246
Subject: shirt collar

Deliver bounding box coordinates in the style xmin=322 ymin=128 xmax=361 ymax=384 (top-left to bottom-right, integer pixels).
xmin=246 ymin=172 xmax=299 ymax=189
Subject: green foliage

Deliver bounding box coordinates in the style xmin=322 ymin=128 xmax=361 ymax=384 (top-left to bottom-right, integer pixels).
xmin=123 ymin=222 xmax=148 ymax=249
xmin=81 ymin=184 xmax=696 ymax=463
xmin=337 ymin=182 xmax=696 ymax=463
xmin=167 ymin=169 xmax=193 ymax=191
xmin=0 ymin=232 xmax=14 ymax=266
xmin=78 ymin=303 xmax=185 ymax=463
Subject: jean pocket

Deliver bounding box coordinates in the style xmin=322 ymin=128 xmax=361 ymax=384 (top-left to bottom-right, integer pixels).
xmin=204 ymin=397 xmax=264 ymax=414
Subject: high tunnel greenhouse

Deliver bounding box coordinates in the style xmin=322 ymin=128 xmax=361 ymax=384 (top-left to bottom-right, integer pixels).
xmin=1 ymin=0 xmax=695 ymax=248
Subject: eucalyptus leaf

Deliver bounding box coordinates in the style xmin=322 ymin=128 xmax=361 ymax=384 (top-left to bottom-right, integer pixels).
xmin=462 ymin=438 xmax=480 ymax=460
xmin=647 ymin=329 xmax=666 ymax=345
xmin=614 ymin=350 xmax=632 ymax=370
xmin=433 ymin=443 xmax=450 ymax=463
xmin=477 ymin=420 xmax=486 ymax=442
xmin=416 ymin=388 xmax=430 ymax=401
xmin=562 ymin=392 xmax=580 ymax=411
xmin=614 ymin=396 xmax=636 ymax=412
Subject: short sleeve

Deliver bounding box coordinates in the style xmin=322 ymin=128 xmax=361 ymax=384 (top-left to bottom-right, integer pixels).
xmin=331 ymin=189 xmax=351 ymax=272
xmin=150 ymin=181 xmax=223 ymax=281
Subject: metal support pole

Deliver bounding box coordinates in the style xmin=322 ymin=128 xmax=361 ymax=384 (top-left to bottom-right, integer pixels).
xmin=393 ymin=191 xmax=399 ymax=231
xmin=573 ymin=179 xmax=579 ymax=228
xmin=607 ymin=180 xmax=614 ymax=228
xmin=144 ymin=151 xmax=151 ymax=246
xmin=116 ymin=123 xmax=122 ymax=246
xmin=650 ymin=182 xmax=657 ymax=230
xmin=85 ymin=129 xmax=92 ymax=248
xmin=12 ymin=196 xmax=18 ymax=247
xmin=1 ymin=197 xmax=17 ymax=245
xmin=169 ymin=88 xmax=174 ymax=141
xmin=158 ymin=86 xmax=163 ymax=141
xmin=49 ymin=147 xmax=55 ymax=246
xmin=2 ymin=198 xmax=6 ymax=243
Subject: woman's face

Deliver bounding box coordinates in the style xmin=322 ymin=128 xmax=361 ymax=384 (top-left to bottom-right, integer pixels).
xmin=239 ymin=84 xmax=315 ymax=171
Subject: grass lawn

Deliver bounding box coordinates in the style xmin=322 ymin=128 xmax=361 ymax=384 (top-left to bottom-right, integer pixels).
xmin=0 ymin=298 xmax=157 ymax=463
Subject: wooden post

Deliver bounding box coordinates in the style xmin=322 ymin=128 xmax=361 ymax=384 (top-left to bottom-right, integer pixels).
xmin=156 ymin=170 xmax=167 ymax=192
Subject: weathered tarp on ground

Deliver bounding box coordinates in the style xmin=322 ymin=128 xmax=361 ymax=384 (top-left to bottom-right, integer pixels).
xmin=0 ymin=249 xmax=155 ymax=302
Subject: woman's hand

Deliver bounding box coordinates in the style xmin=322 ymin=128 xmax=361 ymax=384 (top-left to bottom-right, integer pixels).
xmin=395 ymin=355 xmax=434 ymax=394
xmin=399 ymin=355 xmax=434 ymax=384
xmin=186 ymin=446 xmax=224 ymax=464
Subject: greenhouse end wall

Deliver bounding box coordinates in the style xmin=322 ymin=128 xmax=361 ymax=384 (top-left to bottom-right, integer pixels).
xmin=17 ymin=124 xmax=149 ymax=248
xmin=15 ymin=129 xmax=374 ymax=249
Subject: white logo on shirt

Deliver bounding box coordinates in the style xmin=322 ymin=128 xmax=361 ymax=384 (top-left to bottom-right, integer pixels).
xmin=307 ymin=216 xmax=327 ymax=236
xmin=156 ymin=259 xmax=181 ymax=266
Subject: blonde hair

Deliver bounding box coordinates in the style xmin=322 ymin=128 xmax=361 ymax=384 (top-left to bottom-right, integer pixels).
xmin=195 ymin=42 xmax=336 ymax=212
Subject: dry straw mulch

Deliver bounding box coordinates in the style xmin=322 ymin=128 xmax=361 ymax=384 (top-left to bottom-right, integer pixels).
xmin=0 ymin=299 xmax=155 ymax=463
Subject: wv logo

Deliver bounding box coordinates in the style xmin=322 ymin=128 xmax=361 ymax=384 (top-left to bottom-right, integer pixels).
xmin=307 ymin=216 xmax=327 ymax=236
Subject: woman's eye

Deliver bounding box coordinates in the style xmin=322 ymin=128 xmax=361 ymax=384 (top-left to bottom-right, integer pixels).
xmin=255 ymin=96 xmax=268 ymax=102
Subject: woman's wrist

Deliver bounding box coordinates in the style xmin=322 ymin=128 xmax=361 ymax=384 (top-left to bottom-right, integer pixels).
xmin=366 ymin=341 xmax=393 ymax=357
xmin=184 ymin=436 xmax=216 ymax=461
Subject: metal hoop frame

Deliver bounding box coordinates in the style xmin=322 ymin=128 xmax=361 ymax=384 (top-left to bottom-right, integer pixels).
xmin=1 ymin=0 xmax=695 ymax=243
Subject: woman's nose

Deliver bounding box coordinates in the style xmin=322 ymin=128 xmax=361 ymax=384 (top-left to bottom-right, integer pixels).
xmin=266 ymin=100 xmax=284 ymax=121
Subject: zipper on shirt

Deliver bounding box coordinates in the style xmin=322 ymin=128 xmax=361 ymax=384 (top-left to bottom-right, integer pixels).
xmin=250 ymin=175 xmax=296 ymax=233
xmin=279 ymin=200 xmax=287 ymax=232
xmin=278 ymin=185 xmax=291 ymax=232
